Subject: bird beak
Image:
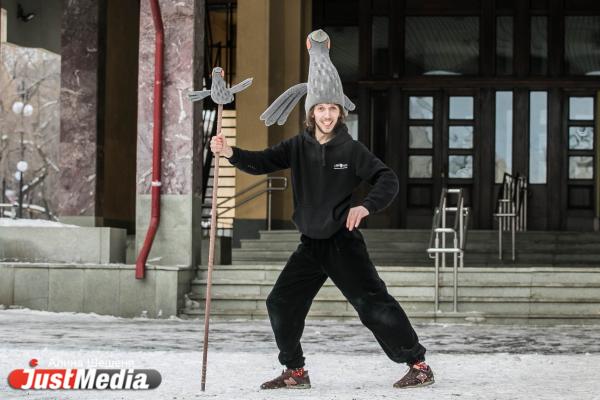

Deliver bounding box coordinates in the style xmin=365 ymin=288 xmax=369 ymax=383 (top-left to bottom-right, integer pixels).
xmin=327 ymin=39 xmax=330 ymax=49
xmin=306 ymin=37 xmax=312 ymax=50
xmin=220 ymin=69 xmax=225 ymax=78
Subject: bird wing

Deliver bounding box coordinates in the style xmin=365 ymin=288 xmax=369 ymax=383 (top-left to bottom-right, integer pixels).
xmin=276 ymin=86 xmax=309 ymax=125
xmin=260 ymin=83 xmax=308 ymax=126
xmin=229 ymin=77 xmax=253 ymax=94
xmin=188 ymin=90 xmax=211 ymax=102
xmin=344 ymin=95 xmax=356 ymax=111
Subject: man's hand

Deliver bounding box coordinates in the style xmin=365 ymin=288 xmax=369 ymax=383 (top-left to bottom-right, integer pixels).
xmin=346 ymin=206 xmax=369 ymax=231
xmin=210 ymin=133 xmax=233 ymax=158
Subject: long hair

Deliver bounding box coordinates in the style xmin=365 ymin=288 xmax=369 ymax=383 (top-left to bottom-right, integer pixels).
xmin=305 ymin=104 xmax=345 ymax=133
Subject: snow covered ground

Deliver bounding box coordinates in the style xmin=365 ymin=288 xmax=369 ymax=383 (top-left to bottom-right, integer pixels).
xmin=1 ymin=309 xmax=599 ymax=400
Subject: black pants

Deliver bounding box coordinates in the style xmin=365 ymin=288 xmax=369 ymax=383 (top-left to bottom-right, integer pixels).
xmin=266 ymin=227 xmax=426 ymax=369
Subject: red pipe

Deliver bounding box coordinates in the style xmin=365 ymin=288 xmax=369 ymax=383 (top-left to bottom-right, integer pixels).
xmin=136 ymin=0 xmax=164 ymax=279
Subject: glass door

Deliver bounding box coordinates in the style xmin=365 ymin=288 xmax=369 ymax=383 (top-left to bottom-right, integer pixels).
xmin=403 ymin=91 xmax=478 ymax=228
xmin=563 ymin=93 xmax=597 ymax=230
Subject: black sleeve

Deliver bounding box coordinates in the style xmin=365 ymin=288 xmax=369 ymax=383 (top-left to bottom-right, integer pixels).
xmin=354 ymin=141 xmax=399 ymax=214
xmin=227 ymin=137 xmax=293 ymax=175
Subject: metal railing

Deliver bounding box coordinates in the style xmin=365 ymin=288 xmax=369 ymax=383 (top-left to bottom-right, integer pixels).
xmin=0 ymin=202 xmax=57 ymax=220
xmin=493 ymin=173 xmax=528 ymax=261
xmin=202 ymin=176 xmax=288 ymax=231
xmin=427 ymin=188 xmax=470 ymax=313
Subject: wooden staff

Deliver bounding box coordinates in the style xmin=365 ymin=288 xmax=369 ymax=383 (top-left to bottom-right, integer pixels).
xmin=201 ymin=103 xmax=223 ymax=391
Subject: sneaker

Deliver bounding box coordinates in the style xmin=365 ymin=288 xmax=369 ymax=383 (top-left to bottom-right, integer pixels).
xmin=393 ymin=362 xmax=435 ymax=389
xmin=260 ymin=368 xmax=311 ymax=390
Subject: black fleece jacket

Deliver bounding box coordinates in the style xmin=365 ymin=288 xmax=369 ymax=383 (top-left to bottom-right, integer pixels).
xmin=227 ymin=124 xmax=399 ymax=239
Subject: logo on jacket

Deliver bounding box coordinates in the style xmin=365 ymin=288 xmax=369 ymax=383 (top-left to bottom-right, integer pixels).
xmin=333 ymin=163 xmax=348 ymax=170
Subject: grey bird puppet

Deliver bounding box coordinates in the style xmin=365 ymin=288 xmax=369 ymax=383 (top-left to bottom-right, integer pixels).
xmin=260 ymin=29 xmax=356 ymax=126
xmin=188 ymin=67 xmax=253 ymax=104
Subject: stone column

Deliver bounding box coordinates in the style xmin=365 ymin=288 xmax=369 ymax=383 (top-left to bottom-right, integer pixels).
xmin=234 ymin=0 xmax=271 ymax=243
xmin=136 ymin=0 xmax=204 ymax=267
xmin=234 ymin=0 xmax=309 ymax=244
xmin=267 ymin=0 xmax=308 ymax=230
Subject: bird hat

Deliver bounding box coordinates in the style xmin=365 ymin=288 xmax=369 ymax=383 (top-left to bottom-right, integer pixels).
xmin=260 ymin=29 xmax=356 ymax=126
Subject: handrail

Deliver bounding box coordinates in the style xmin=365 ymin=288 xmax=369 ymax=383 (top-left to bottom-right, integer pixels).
xmin=427 ymin=187 xmax=470 ymax=314
xmin=202 ymin=176 xmax=288 ymax=230
xmin=493 ymin=173 xmax=528 ymax=261
xmin=428 ymin=188 xmax=446 ymax=253
xmin=0 ymin=202 xmax=58 ymax=220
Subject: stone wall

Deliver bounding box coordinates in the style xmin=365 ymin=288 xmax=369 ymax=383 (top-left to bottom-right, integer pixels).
xmin=0 ymin=262 xmax=194 ymax=318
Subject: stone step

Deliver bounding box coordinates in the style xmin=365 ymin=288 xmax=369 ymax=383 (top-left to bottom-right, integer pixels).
xmin=255 ymin=230 xmax=600 ymax=243
xmin=238 ymin=240 xmax=600 ymax=253
xmin=182 ymin=263 xmax=600 ymax=323
xmin=193 ymin=266 xmax=600 ymax=286
xmin=189 ymin=280 xmax=600 ymax=302
xmin=231 ymin=249 xmax=600 ymax=265
xmin=179 ymin=307 xmax=600 ymax=325
xmin=183 ymin=296 xmax=600 ymax=317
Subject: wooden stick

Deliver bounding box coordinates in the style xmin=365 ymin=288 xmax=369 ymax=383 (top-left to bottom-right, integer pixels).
xmin=201 ymin=103 xmax=223 ymax=391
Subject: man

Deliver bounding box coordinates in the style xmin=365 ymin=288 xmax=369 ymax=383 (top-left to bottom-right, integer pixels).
xmin=210 ymin=102 xmax=435 ymax=390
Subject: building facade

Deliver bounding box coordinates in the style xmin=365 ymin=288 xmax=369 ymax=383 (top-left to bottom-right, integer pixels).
xmin=2 ymin=0 xmax=599 ymax=249
xmin=316 ymin=0 xmax=600 ymax=232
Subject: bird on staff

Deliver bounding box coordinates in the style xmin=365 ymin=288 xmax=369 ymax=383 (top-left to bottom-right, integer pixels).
xmin=188 ymin=66 xmax=253 ymax=105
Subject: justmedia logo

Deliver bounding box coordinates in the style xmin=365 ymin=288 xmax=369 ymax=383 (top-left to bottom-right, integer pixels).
xmin=8 ymin=359 xmax=162 ymax=390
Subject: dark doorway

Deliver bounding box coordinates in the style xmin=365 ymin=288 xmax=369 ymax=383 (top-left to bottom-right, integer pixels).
xmin=98 ymin=0 xmax=140 ymax=233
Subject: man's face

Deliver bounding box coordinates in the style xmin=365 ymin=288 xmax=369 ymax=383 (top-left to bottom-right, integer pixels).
xmin=313 ymin=103 xmax=340 ymax=134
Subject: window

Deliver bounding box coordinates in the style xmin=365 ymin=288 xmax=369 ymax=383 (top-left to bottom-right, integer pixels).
xmin=530 ymin=17 xmax=548 ymax=75
xmin=449 ymin=126 xmax=474 ymax=149
xmin=409 ymin=96 xmax=433 ymax=120
xmin=372 ymin=17 xmax=389 ymax=75
xmin=405 ymin=17 xmax=479 ymax=75
xmin=325 ymin=26 xmax=359 ymax=81
xmin=569 ymin=97 xmax=594 ymax=120
xmin=567 ymin=96 xmax=595 ymax=180
xmin=408 ymin=96 xmax=434 ymax=179
xmin=565 ymin=16 xmax=600 ymax=76
xmin=449 ymin=96 xmax=474 ymax=120
xmin=448 ymin=155 xmax=473 ymax=178
xmin=448 ymin=96 xmax=475 ymax=179
xmin=409 ymin=126 xmax=433 ymax=149
xmin=409 ymin=156 xmax=433 ymax=178
xmin=346 ymin=113 xmax=359 ymax=141
xmin=495 ymin=92 xmax=513 ymax=183
xmin=529 ymin=92 xmax=548 ymax=183
xmin=497 ymin=16 xmax=514 ymax=75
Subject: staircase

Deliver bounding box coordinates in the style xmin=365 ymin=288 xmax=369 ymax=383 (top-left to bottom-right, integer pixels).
xmin=202 ymin=109 xmax=237 ymax=234
xmin=181 ymin=230 xmax=600 ymax=324
xmin=232 ymin=230 xmax=600 ymax=266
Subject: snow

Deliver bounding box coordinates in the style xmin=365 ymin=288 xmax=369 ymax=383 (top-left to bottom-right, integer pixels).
xmin=0 ymin=218 xmax=78 ymax=228
xmin=0 ymin=309 xmax=599 ymax=400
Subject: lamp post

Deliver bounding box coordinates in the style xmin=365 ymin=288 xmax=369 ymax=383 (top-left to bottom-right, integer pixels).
xmin=11 ymin=86 xmax=34 ymax=219
xmin=16 ymin=160 xmax=28 ymax=218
